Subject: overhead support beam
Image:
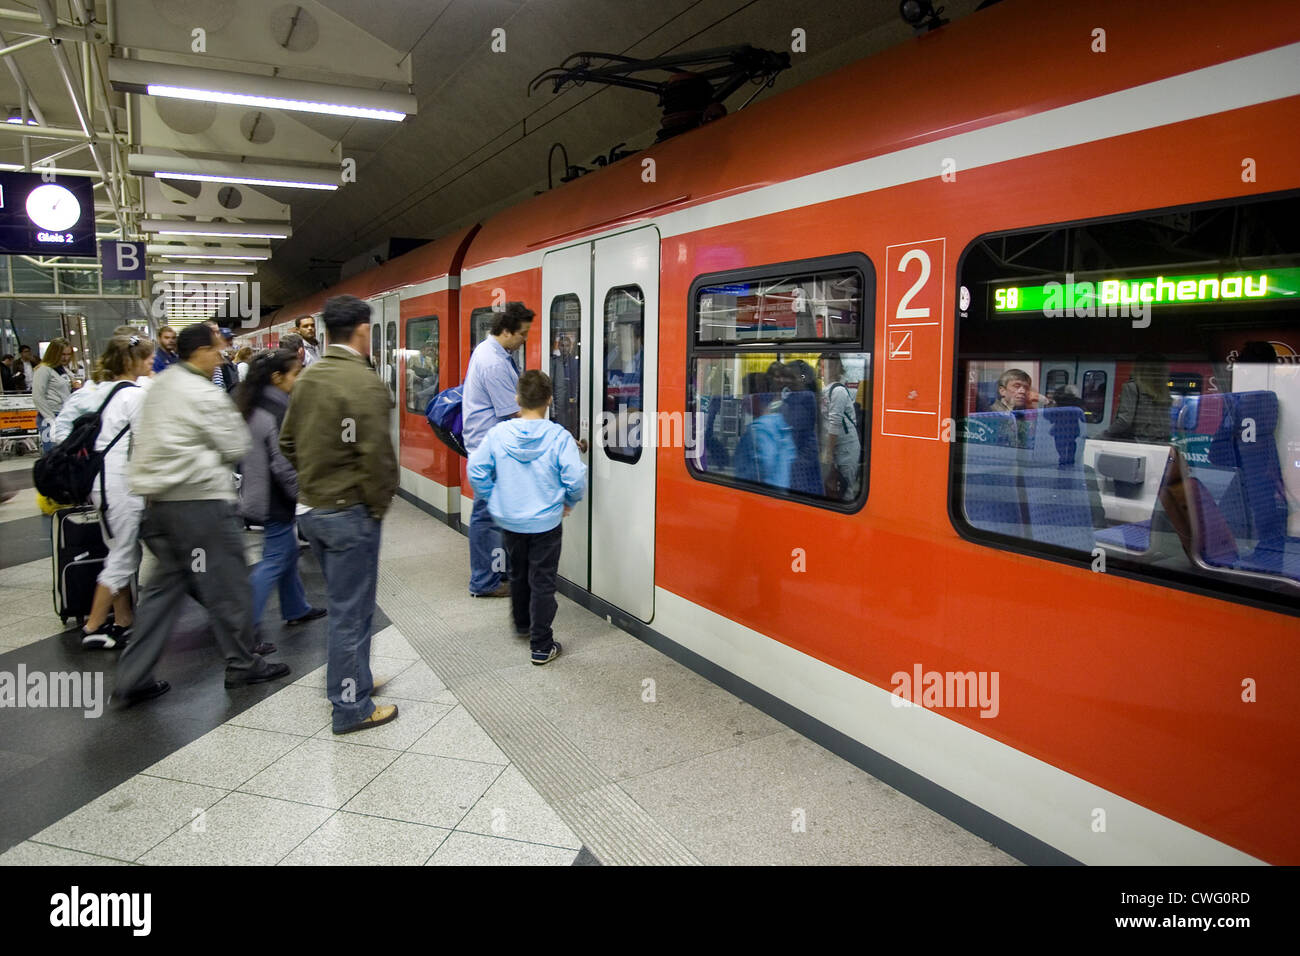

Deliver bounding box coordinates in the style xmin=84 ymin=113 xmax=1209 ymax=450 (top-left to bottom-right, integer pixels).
xmin=109 ymin=57 xmax=416 ymax=122
xmin=0 ymin=33 xmax=45 ymax=57
xmin=147 ymin=244 xmax=271 ymax=260
xmin=0 ymin=121 xmax=95 ymax=140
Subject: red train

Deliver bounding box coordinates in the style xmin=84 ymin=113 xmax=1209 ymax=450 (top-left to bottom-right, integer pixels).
xmin=242 ymin=0 xmax=1300 ymax=864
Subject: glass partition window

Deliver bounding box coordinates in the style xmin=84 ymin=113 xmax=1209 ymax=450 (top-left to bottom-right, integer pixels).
xmin=688 ymin=254 xmax=874 ymax=508
xmin=549 ymin=295 xmax=581 ymax=439
xmin=603 ymin=286 xmax=643 ymax=463
xmin=470 ymin=306 xmax=525 ymax=370
xmin=952 ymin=192 xmax=1300 ymax=612
xmin=384 ymin=319 xmax=397 ymax=399
xmin=405 ymin=316 xmax=438 ymax=413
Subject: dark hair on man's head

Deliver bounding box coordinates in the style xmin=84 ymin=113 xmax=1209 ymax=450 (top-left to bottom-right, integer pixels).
xmin=491 ymin=301 xmax=534 ymax=336
xmin=279 ymin=331 xmax=303 ymax=353
xmin=516 ymin=369 xmax=552 ymax=410
xmin=1 ymin=354 xmax=12 ymax=362
xmin=178 ymin=322 xmax=216 ymax=360
xmin=322 ymin=294 xmax=371 ymax=341
xmin=294 ymin=315 xmax=314 ymax=329
xmin=19 ymin=344 xmax=32 ymax=353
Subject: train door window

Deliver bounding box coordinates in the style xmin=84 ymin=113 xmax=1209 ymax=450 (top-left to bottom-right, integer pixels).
xmin=687 ymin=254 xmax=874 ymax=509
xmin=470 ymin=306 xmax=525 ymax=370
xmin=952 ymin=191 xmax=1300 ymax=613
xmin=405 ymin=316 xmax=439 ymax=413
xmin=371 ymin=324 xmax=381 ymax=376
xmin=549 ymin=295 xmax=581 ymax=439
xmin=1044 ymin=368 xmax=1069 ymax=393
xmin=602 ymin=286 xmax=643 ymax=463
xmin=385 ymin=319 xmax=397 ymax=399
xmin=1081 ymin=370 xmax=1107 ymax=423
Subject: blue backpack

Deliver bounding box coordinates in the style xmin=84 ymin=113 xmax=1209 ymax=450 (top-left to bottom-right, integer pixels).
xmin=426 ymin=386 xmax=467 ymax=457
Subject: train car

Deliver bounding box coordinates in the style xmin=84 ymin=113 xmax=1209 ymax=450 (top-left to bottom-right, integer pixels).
xmin=249 ymin=0 xmax=1300 ymax=864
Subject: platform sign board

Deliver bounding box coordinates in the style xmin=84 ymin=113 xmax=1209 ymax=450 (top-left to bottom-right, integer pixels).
xmin=882 ymin=239 xmax=946 ymax=440
xmin=0 ymin=171 xmax=96 ymax=257
xmin=101 ymin=241 xmax=147 ymax=280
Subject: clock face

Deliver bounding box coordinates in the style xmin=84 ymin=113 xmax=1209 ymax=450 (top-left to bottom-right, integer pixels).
xmin=26 ymin=183 xmax=81 ymax=232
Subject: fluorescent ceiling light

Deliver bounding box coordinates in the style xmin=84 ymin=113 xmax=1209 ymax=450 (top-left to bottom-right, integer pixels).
xmin=129 ymin=154 xmax=338 ymax=191
xmin=142 ymin=220 xmax=291 ymax=239
xmin=157 ymin=266 xmax=256 ymax=275
xmin=157 ymin=253 xmax=270 ymax=261
xmin=153 ymin=171 xmax=337 ymax=191
xmin=109 ymin=58 xmax=416 ymax=122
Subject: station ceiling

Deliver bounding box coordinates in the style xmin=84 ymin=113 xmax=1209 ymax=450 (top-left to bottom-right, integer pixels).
xmin=0 ymin=0 xmax=985 ymax=311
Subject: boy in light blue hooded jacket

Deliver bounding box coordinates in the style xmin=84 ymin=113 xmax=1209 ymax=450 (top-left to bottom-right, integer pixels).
xmin=468 ymin=370 xmax=586 ymax=664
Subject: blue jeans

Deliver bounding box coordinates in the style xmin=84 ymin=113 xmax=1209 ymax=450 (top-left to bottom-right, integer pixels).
xmin=298 ymin=504 xmax=381 ymax=730
xmin=249 ymin=519 xmax=312 ymax=627
xmin=468 ymin=494 xmax=505 ymax=594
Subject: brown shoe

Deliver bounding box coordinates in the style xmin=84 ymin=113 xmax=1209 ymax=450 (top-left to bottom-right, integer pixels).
xmin=333 ymin=703 xmax=399 ymax=735
xmin=472 ymin=582 xmax=510 ymax=598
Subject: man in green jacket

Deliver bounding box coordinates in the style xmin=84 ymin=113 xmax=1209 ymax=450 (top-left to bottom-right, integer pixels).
xmin=281 ymin=294 xmax=399 ymax=735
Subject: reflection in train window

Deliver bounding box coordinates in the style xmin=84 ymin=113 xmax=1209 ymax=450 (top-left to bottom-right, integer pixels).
xmin=603 ymin=286 xmax=643 ymax=464
xmin=470 ymin=306 xmax=524 ymax=370
xmin=404 ymin=316 xmax=438 ymax=414
xmin=696 ymin=266 xmax=863 ymax=344
xmin=549 ymin=295 xmax=581 ymax=440
xmin=385 ymin=320 xmax=397 ymax=400
xmin=953 ymin=192 xmax=1300 ymax=612
xmin=687 ymin=254 xmax=875 ymax=509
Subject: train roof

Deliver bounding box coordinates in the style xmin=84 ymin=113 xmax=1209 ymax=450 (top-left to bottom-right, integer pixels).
xmin=462 ymin=0 xmax=1294 ymax=271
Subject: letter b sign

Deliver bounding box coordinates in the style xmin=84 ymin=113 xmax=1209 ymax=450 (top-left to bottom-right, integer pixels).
xmin=101 ymin=241 xmax=147 ymax=280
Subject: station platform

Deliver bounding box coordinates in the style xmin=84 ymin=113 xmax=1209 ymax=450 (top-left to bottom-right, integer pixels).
xmin=0 ymin=453 xmax=1014 ymax=866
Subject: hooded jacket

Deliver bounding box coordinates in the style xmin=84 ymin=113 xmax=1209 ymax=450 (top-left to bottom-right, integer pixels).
xmin=239 ymin=386 xmax=299 ymax=524
xmin=130 ymin=362 xmax=249 ymax=501
xmin=467 ymin=418 xmax=586 ymax=534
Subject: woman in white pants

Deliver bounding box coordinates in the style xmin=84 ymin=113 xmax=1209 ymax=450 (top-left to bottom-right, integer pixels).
xmin=82 ymin=334 xmax=155 ymax=649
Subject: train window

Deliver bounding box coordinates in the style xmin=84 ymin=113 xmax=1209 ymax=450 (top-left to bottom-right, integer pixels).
xmin=603 ymin=286 xmax=643 ymax=464
xmin=687 ymin=254 xmax=875 ymax=509
xmin=371 ymin=324 xmax=382 ymax=376
xmin=549 ymin=295 xmax=581 ymax=439
xmin=385 ymin=320 xmax=397 ymax=399
xmin=470 ymin=306 xmax=525 ymax=370
xmin=696 ymin=266 xmax=863 ymax=345
xmin=953 ymin=191 xmax=1300 ymax=613
xmin=405 ymin=316 xmax=438 ymax=414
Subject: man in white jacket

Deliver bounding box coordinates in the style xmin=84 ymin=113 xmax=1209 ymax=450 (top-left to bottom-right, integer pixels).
xmin=114 ymin=323 xmax=289 ymax=707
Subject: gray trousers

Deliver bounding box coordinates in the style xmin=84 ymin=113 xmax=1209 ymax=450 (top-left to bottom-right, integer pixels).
xmin=115 ymin=499 xmax=260 ymax=694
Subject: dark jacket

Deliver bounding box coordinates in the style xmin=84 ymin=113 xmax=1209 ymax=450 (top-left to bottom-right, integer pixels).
xmin=239 ymin=386 xmax=298 ymax=524
xmin=280 ymin=345 xmax=398 ymax=519
xmin=152 ymin=347 xmax=179 ymax=374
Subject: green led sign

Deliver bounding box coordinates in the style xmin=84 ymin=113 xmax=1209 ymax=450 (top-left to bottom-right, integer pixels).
xmin=991 ymin=267 xmax=1300 ymax=315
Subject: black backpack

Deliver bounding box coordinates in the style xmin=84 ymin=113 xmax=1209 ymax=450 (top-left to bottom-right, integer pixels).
xmin=33 ymin=382 xmax=135 ymax=527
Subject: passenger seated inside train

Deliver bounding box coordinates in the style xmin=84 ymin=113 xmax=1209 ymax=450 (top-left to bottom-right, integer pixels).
xmin=988 ymin=368 xmax=1053 ymax=412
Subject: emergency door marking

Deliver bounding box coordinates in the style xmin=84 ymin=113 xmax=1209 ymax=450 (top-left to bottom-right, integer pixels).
xmin=882 ymin=238 xmax=946 ymax=439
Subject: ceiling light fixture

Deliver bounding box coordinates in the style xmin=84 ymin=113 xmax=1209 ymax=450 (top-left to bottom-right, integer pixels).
xmin=142 ymin=220 xmax=291 ymax=240
xmin=108 ymin=58 xmax=416 ymax=122
xmin=129 ymin=154 xmax=338 ymax=191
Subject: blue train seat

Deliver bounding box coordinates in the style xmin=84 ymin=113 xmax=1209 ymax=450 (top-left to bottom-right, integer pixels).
xmin=1022 ymin=406 xmax=1095 ymax=551
xmin=960 ymin=412 xmax=1024 ymax=538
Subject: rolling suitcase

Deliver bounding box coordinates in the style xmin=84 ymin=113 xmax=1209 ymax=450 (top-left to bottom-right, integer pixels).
xmin=52 ymin=506 xmax=107 ymax=626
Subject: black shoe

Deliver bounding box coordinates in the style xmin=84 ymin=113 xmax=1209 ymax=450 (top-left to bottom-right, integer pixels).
xmin=514 ymin=627 xmax=530 ymax=639
xmin=225 ymin=661 xmax=290 ymax=688
xmin=82 ymin=622 xmax=128 ymax=650
xmin=286 ymin=607 xmax=327 ymax=627
xmin=111 ymin=679 xmax=170 ymax=708
xmin=531 ymin=641 xmax=562 ymax=665
xmin=251 ymin=641 xmax=277 ymax=656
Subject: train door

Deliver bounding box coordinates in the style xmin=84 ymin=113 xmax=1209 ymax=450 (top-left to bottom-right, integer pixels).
xmin=368 ymin=293 xmax=401 ymax=454
xmin=591 ymin=228 xmax=658 ymax=622
xmin=541 ymin=244 xmax=592 ymax=589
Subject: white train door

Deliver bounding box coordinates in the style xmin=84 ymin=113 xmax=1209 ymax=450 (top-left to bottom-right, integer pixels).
xmin=368 ymin=293 xmax=401 ymax=455
xmin=539 ymin=227 xmax=658 ymax=621
xmin=541 ymin=244 xmax=592 ymax=589
xmin=591 ymin=228 xmax=658 ymax=622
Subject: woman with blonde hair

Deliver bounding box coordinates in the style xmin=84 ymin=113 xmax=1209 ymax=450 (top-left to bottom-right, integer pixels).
xmin=80 ymin=334 xmax=156 ymax=649
xmin=32 ymin=337 xmax=74 ymax=453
